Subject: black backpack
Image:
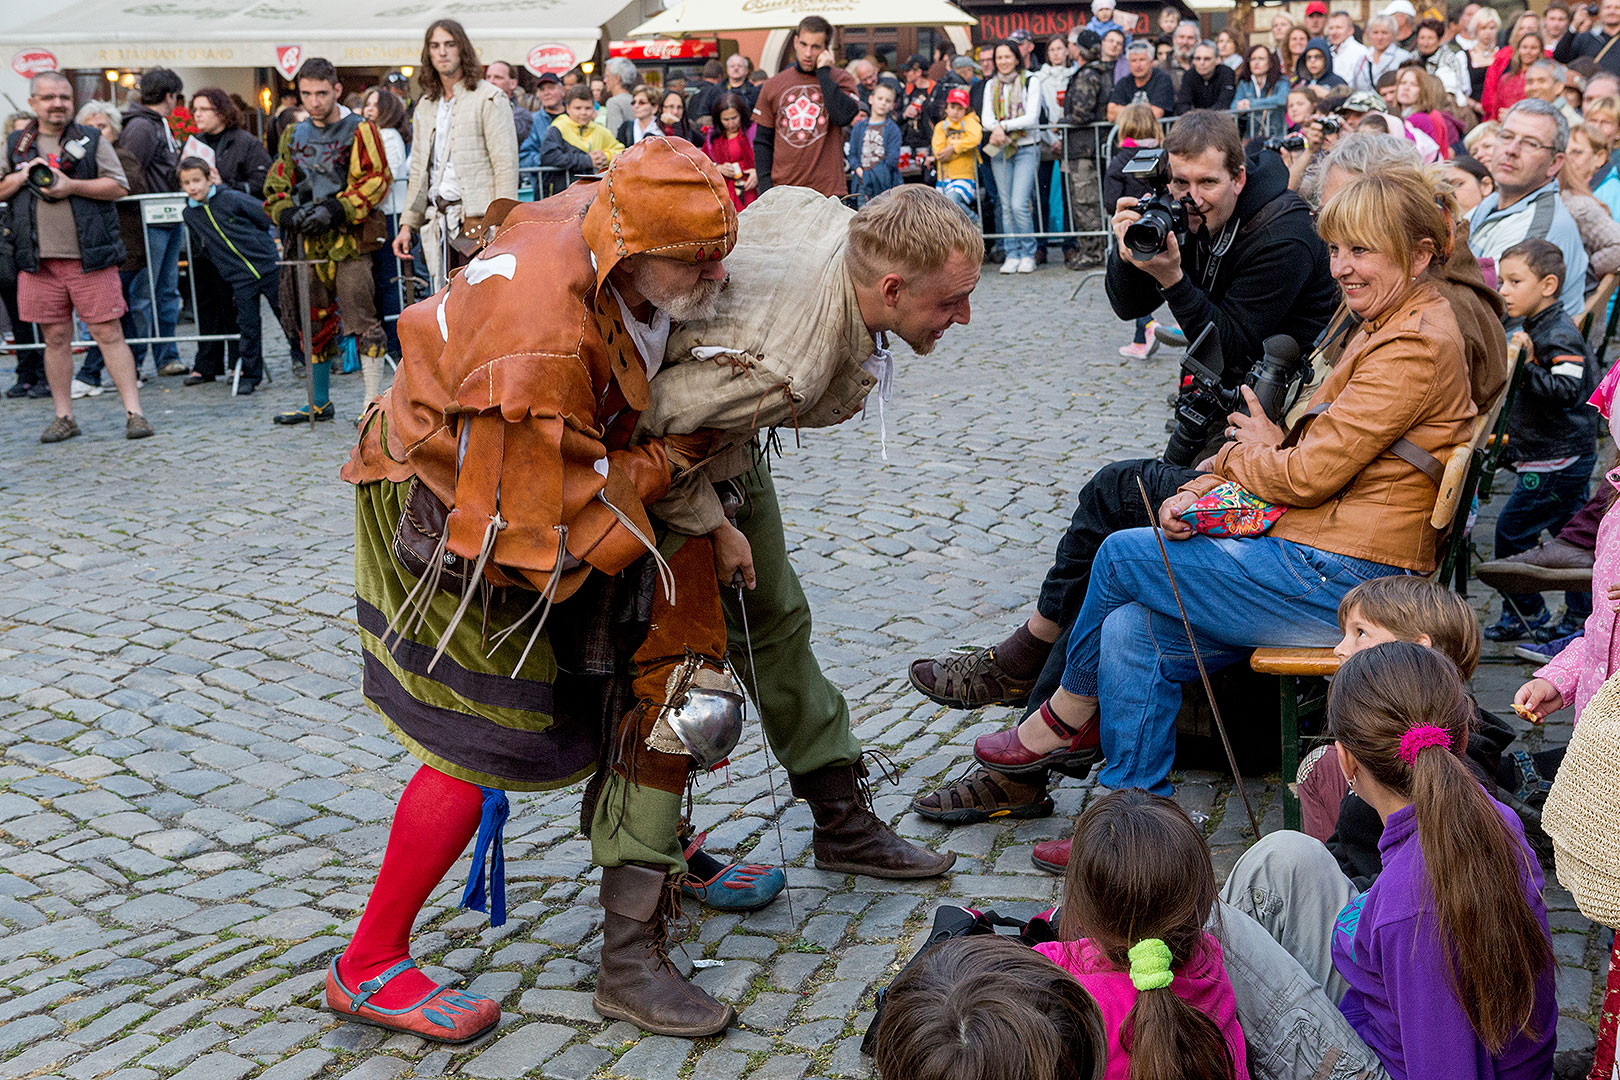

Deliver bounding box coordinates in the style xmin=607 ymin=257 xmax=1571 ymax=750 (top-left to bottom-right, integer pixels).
xmin=859 ymin=904 xmax=1060 ymax=1055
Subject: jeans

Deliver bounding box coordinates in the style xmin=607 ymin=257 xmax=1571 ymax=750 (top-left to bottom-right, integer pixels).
xmin=1036 ymin=156 xmax=1076 ymax=255
xmin=1494 ymin=453 xmax=1597 ymax=619
xmin=231 ymin=269 xmax=282 ymax=386
xmin=190 ymin=254 xmax=239 ymax=379
xmin=1024 ymin=459 xmax=1197 ymax=718
xmin=1215 ymin=831 xmax=1392 ymax=1080
xmin=129 ymin=223 xmax=183 ymax=369
xmin=988 ymin=142 xmax=1038 ymax=259
xmin=78 ymin=266 xmax=147 ymax=386
xmin=371 ymin=212 xmax=405 ymax=356
xmin=1064 ymin=528 xmax=1403 ymax=793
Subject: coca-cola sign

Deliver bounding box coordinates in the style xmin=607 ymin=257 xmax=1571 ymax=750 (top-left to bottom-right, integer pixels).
xmin=10 ymin=49 xmax=57 ymax=79
xmin=609 ymin=39 xmax=720 ymax=61
xmin=526 ymin=43 xmax=576 ymax=76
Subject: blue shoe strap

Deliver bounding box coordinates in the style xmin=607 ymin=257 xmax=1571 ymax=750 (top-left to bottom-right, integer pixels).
xmin=459 ymin=787 xmax=510 ymax=927
xmin=350 ymin=959 xmax=418 ymax=1012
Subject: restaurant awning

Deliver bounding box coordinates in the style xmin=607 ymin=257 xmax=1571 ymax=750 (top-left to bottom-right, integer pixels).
xmin=0 ymin=0 xmax=632 ymax=74
xmin=629 ymin=0 xmax=975 ymax=37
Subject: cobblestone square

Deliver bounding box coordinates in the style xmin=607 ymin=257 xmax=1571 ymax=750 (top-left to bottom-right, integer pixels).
xmin=0 ymin=267 xmax=1602 ymax=1079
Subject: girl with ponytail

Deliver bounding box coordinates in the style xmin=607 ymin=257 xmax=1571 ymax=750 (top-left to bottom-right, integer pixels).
xmin=1038 ymin=790 xmax=1244 ymax=1080
xmin=1224 ymin=640 xmax=1556 ymax=1080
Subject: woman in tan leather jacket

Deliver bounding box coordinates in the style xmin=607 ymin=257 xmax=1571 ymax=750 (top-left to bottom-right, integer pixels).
xmin=972 ymin=165 xmax=1477 ymax=797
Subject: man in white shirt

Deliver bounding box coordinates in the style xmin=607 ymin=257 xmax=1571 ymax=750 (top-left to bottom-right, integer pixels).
xmin=1328 ymin=11 xmax=1371 ymax=82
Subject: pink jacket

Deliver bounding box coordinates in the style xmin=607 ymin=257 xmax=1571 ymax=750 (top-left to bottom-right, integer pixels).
xmin=1536 ymin=467 xmax=1620 ymax=721
xmin=1034 ymin=934 xmax=1247 ymax=1080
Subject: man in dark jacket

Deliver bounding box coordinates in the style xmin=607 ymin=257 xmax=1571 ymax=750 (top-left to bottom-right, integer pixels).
xmin=0 ymin=72 xmax=152 ymax=442
xmin=1064 ymin=30 xmax=1114 ymax=267
xmin=120 ymin=67 xmax=185 ymax=377
xmin=1176 ymin=41 xmax=1237 ymax=113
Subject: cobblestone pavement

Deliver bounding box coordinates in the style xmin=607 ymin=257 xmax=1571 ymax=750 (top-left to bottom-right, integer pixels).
xmin=0 ymin=267 xmax=1604 ymax=1080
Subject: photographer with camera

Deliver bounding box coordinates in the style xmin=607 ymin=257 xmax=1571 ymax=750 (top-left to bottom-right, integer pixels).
xmin=1105 ymin=110 xmax=1338 ymax=395
xmin=1554 ymin=0 xmax=1620 ymax=77
xmin=0 ymin=72 xmax=151 ymax=444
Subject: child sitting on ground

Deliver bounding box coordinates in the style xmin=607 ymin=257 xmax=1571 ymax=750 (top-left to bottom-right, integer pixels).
xmin=872 ymin=935 xmax=1105 ymax=1080
xmin=931 ymin=87 xmax=982 ymax=213
xmin=178 ymin=156 xmax=281 ymax=397
xmin=848 ymin=82 xmax=903 ymax=204
xmin=1036 ymin=789 xmax=1245 ymax=1080
xmin=1105 ymin=105 xmax=1167 ymax=360
xmin=1484 ymin=237 xmax=1600 ymax=643
xmin=540 ymin=85 xmax=625 ymax=176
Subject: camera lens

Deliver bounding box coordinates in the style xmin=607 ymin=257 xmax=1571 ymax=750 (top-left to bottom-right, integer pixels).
xmin=26 ymin=163 xmax=54 ymax=192
xmin=1125 ymin=206 xmax=1174 ymax=257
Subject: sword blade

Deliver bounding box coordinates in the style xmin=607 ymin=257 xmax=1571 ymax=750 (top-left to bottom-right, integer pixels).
xmin=733 ymin=574 xmax=794 ymax=924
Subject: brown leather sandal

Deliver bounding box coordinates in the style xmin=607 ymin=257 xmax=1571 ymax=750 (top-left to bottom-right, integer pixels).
xmin=908 ymin=646 xmax=1037 ymax=709
xmin=910 ymin=767 xmax=1055 ymax=824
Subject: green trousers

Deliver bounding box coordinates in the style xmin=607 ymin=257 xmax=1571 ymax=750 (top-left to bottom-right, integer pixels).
xmin=590 ymin=459 xmax=863 ymax=875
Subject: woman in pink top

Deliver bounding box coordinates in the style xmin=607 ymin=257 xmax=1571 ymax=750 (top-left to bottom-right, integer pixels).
xmin=1034 ymin=790 xmax=1246 ymax=1080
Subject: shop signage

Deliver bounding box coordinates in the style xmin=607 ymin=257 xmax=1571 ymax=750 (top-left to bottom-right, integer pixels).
xmin=609 ymin=39 xmax=720 ymax=61
xmin=971 ymin=6 xmax=1149 ymax=41
xmin=274 ymin=44 xmax=302 ymax=80
xmin=10 ymin=49 xmax=57 ymax=78
xmin=526 ymin=43 xmax=576 ymax=76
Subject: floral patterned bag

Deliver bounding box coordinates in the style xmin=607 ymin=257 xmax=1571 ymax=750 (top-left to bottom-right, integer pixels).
xmin=1177 ymin=481 xmax=1287 ymax=538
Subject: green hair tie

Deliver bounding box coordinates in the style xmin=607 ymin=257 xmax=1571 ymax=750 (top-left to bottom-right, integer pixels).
xmin=1127 ymin=938 xmax=1174 ymax=992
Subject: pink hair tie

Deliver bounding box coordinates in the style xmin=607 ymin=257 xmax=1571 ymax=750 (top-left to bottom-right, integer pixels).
xmin=1398 ymin=724 xmax=1452 ymax=766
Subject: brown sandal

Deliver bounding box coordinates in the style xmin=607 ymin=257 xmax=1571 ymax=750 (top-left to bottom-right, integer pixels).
xmin=909 ymin=647 xmax=1037 ymax=710
xmin=911 ymin=768 xmax=1054 ymax=824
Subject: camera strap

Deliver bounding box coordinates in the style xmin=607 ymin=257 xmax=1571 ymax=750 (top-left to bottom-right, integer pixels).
xmin=1287 ymin=403 xmax=1445 ymax=484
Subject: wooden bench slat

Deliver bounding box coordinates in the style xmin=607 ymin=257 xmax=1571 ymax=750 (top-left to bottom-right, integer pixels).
xmin=1249 ymin=647 xmax=1343 ymax=676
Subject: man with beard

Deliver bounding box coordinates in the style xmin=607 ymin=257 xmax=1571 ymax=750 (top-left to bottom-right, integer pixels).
xmin=333 ymin=138 xmax=748 ymax=1043
xmin=754 ymin=15 xmax=861 ymax=196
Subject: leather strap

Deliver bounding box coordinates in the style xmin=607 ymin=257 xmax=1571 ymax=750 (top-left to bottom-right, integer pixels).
xmin=350 ymin=959 xmax=417 ymax=1011
xmin=1282 ymin=403 xmax=1443 ymax=484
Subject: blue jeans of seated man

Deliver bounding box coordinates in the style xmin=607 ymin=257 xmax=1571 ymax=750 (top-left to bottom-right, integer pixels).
xmin=129 ymin=223 xmax=184 ymax=370
xmin=1494 ymin=453 xmax=1597 ymax=621
xmin=989 ymin=142 xmax=1038 ymax=259
xmin=1061 ymin=528 xmax=1404 ymax=794
xmin=1214 ymin=831 xmax=1392 ymax=1080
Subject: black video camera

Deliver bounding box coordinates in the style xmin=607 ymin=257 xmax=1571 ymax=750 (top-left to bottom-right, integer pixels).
xmin=1163 ymin=325 xmax=1303 ymax=467
xmin=1265 ymin=132 xmax=1307 ymax=153
xmin=1121 ymin=148 xmax=1195 ymax=258
xmin=25 ymin=136 xmax=87 ymax=198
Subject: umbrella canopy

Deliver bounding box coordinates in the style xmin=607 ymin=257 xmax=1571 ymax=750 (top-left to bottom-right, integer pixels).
xmin=630 ymin=0 xmax=974 ymax=37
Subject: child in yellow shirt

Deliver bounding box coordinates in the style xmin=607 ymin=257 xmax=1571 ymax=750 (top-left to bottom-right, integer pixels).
xmin=931 ymin=87 xmax=983 ymax=212
xmin=540 ymin=85 xmax=625 ymax=175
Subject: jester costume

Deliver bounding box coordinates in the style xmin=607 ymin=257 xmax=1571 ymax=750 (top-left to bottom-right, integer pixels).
xmin=263 ymin=104 xmax=391 ymax=424
xmin=332 ymin=139 xmax=752 ymax=1042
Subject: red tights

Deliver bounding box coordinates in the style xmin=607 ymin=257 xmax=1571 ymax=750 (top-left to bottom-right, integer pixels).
xmin=337 ymin=764 xmax=484 ymax=1008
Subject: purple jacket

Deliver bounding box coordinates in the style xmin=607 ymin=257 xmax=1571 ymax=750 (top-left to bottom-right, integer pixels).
xmin=1331 ymin=799 xmax=1556 ymax=1080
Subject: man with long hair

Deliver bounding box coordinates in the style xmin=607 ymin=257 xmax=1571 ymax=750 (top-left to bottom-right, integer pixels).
xmin=392 ymin=18 xmax=518 ymax=288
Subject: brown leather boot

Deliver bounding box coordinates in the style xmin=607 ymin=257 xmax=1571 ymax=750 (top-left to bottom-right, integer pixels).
xmin=593 ymin=863 xmax=734 ymax=1037
xmin=789 ymin=759 xmax=956 ymax=879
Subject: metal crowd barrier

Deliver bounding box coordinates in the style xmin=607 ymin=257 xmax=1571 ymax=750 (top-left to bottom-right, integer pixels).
xmin=963 ymin=106 xmax=1285 ymax=247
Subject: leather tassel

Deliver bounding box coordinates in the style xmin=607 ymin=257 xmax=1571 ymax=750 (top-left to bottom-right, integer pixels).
xmin=427 ymin=512 xmax=506 ymax=673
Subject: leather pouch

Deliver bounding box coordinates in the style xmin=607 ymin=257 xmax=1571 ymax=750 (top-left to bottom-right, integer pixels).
xmin=392 ymin=477 xmax=473 ymax=591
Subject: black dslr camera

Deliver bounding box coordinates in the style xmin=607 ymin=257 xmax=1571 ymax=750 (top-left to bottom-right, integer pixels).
xmin=1163 ymin=325 xmax=1303 ymax=467
xmin=1121 ymin=148 xmax=1195 ymax=258
xmin=25 ymin=137 xmax=87 ymax=198
xmin=1265 ymin=132 xmax=1307 ymax=153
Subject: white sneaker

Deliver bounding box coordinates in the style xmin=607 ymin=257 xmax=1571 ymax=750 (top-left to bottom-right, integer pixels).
xmin=70 ymin=379 xmax=104 ymax=399
xmin=999 ymin=256 xmax=1020 ymax=274
xmin=1016 ymin=256 xmax=1036 ymax=273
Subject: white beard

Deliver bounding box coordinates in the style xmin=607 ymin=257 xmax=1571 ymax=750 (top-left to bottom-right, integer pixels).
xmin=649 ymin=277 xmax=723 ymax=322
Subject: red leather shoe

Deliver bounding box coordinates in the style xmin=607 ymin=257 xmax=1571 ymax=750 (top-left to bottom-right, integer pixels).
xmin=974 ymin=701 xmax=1101 ymax=778
xmin=1032 ymin=837 xmax=1071 ymax=875
xmin=326 ymin=959 xmax=500 ymax=1044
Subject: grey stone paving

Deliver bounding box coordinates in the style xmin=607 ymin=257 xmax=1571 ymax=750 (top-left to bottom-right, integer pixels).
xmin=0 ymin=267 xmax=1602 ymax=1080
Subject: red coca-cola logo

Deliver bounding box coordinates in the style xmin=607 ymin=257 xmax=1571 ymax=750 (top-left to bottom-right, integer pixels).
xmin=526 ymin=43 xmax=576 ymax=76
xmin=10 ymin=49 xmax=57 ymax=79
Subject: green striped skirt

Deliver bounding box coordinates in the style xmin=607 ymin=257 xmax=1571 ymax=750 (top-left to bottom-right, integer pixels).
xmin=353 ymin=480 xmax=601 ymax=791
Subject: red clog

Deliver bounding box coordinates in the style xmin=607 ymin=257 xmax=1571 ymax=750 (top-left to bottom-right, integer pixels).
xmin=1032 ymin=837 xmax=1071 ymax=875
xmin=973 ymin=701 xmax=1101 ymax=778
xmin=326 ymin=959 xmax=500 ymax=1044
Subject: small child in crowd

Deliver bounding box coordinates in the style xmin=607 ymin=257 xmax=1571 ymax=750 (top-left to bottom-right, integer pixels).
xmin=1484 ymin=237 xmax=1600 ymax=643
xmin=849 ymin=82 xmax=903 ymax=204
xmin=178 ymin=157 xmax=280 ymax=396
xmin=540 ymin=86 xmax=625 ymax=175
xmin=1105 ymin=105 xmax=1167 ymax=360
xmin=1036 ymin=789 xmax=1246 ymax=1080
xmin=873 ymin=935 xmax=1104 ymax=1080
xmin=931 ymin=86 xmax=982 ymax=213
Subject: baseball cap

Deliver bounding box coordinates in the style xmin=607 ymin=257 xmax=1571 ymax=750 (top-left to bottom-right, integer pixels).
xmin=951 ymin=53 xmax=978 ymax=72
xmin=1305 ymin=1 xmax=1329 ymax=15
xmin=1073 ymin=28 xmax=1104 ymax=52
xmin=904 ymin=53 xmax=928 ymax=71
xmin=947 ymin=86 xmax=971 ymax=107
xmin=536 ymin=71 xmax=562 ymax=85
xmin=1381 ymin=0 xmax=1418 ymax=16
xmin=1339 ymin=90 xmax=1388 ymax=113
xmin=1093 ymin=0 xmax=1116 ymax=11
xmin=1008 ymin=28 xmax=1034 ymax=44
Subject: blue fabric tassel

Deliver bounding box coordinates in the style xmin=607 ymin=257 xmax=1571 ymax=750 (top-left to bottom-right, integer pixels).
xmin=459 ymin=787 xmax=509 ymax=926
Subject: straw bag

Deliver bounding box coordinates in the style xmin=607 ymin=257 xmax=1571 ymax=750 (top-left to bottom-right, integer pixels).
xmin=1542 ymin=670 xmax=1620 ymax=929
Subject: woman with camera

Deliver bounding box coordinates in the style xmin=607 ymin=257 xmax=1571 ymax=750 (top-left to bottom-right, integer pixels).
xmin=968 ymin=164 xmax=1477 ymax=799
